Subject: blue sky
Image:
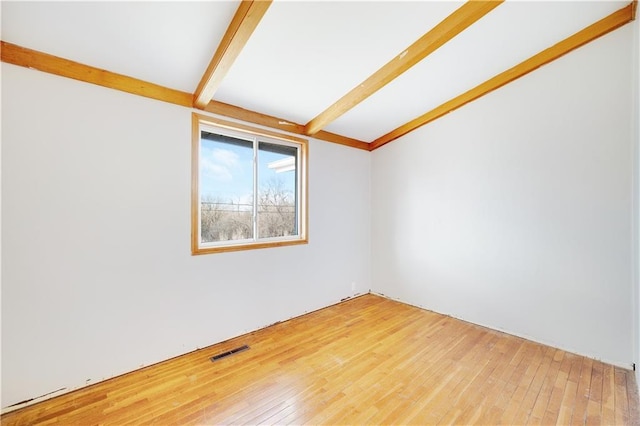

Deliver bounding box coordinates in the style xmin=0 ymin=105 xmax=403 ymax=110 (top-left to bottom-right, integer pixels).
xmin=200 ymin=138 xmax=295 ymax=205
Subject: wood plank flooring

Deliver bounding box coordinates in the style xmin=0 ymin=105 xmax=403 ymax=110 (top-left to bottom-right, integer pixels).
xmin=2 ymin=294 xmax=639 ymax=425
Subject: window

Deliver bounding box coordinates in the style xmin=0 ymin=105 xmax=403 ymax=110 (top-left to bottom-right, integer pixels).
xmin=192 ymin=114 xmax=308 ymax=254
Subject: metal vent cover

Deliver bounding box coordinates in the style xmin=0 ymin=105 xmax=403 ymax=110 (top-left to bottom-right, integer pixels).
xmin=210 ymin=345 xmax=250 ymax=362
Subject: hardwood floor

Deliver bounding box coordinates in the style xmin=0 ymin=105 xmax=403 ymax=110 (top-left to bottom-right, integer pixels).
xmin=2 ymin=294 xmax=639 ymax=425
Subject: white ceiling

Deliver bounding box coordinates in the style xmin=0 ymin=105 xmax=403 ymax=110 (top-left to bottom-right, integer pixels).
xmin=214 ymin=0 xmax=464 ymax=124
xmin=0 ymin=0 xmax=630 ymax=144
xmin=1 ymin=1 xmax=239 ymax=93
xmin=325 ymin=0 xmax=628 ymax=141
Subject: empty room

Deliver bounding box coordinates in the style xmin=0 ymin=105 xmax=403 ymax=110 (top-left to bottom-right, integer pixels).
xmin=2 ymin=0 xmax=640 ymax=424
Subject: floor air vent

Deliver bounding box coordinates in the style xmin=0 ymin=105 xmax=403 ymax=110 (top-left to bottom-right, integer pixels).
xmin=211 ymin=345 xmax=250 ymax=362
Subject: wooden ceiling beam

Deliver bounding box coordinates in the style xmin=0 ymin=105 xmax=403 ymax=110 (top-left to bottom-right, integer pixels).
xmin=1 ymin=41 xmax=193 ymax=107
xmin=370 ymin=2 xmax=636 ymax=151
xmin=204 ymin=100 xmax=370 ymax=150
xmin=1 ymin=41 xmax=369 ymax=150
xmin=193 ymin=0 xmax=272 ymax=109
xmin=303 ymin=0 xmax=504 ymax=136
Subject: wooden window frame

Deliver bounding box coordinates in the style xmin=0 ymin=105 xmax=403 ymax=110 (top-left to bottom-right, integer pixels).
xmin=191 ymin=113 xmax=308 ymax=255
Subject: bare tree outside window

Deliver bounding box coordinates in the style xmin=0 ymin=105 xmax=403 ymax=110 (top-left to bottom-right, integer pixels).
xmin=200 ymin=196 xmax=253 ymax=242
xmin=258 ymin=177 xmax=295 ymax=238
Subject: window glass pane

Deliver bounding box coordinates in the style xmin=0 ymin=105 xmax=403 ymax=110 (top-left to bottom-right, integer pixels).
xmin=192 ymin=115 xmax=307 ymax=255
xmin=257 ymin=141 xmax=297 ymax=239
xmin=200 ymin=131 xmax=254 ymax=243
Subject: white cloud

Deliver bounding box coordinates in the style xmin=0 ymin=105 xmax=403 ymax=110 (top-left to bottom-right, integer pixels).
xmin=200 ymin=148 xmax=239 ymax=182
xmin=211 ymin=148 xmax=239 ymax=168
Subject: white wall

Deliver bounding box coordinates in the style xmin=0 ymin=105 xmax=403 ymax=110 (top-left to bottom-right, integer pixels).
xmin=372 ymin=25 xmax=635 ymax=368
xmin=0 ymin=63 xmax=371 ymax=408
xmin=634 ymin=16 xmax=640 ymax=387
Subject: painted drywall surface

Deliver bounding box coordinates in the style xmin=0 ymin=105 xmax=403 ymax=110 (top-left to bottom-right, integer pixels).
xmin=372 ymin=26 xmax=634 ymax=367
xmin=0 ymin=51 xmax=3 ymax=403
xmin=634 ymin=17 xmax=640 ymax=388
xmin=0 ymin=63 xmax=371 ymax=407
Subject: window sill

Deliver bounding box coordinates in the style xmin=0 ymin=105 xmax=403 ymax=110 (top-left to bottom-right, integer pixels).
xmin=192 ymin=237 xmax=308 ymax=255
